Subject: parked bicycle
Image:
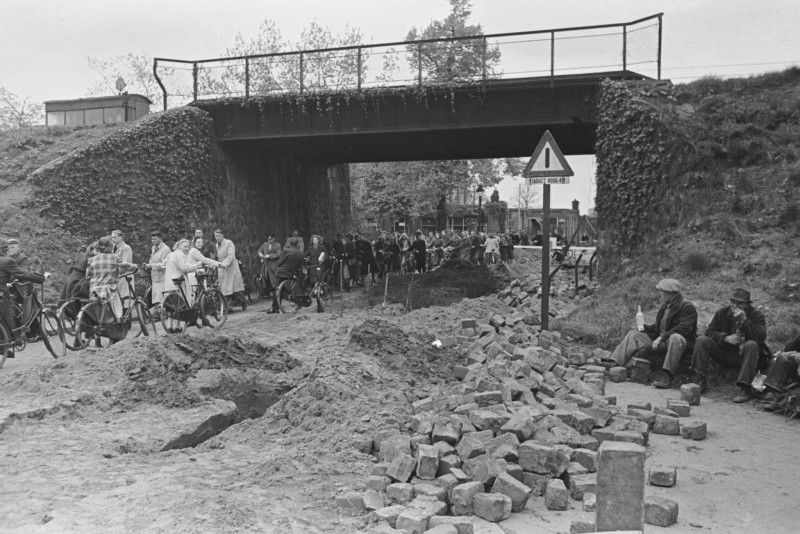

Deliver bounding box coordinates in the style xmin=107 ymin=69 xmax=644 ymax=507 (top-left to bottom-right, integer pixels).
xmin=161 ymin=271 xmax=228 ymax=334
xmin=239 ymin=260 xmax=263 ymax=304
xmin=0 ymin=279 xmax=66 ymax=368
xmin=72 ymin=270 xmax=157 ymax=349
xmin=275 ymin=260 xmax=334 ymax=313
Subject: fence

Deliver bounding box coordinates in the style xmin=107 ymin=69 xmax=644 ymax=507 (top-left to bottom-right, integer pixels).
xmin=154 ymin=13 xmax=662 ymax=110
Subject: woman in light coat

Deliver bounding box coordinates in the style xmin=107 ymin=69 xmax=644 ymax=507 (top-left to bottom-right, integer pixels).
xmin=187 ymin=236 xmax=219 ymax=304
xmin=214 ymin=229 xmax=247 ymax=311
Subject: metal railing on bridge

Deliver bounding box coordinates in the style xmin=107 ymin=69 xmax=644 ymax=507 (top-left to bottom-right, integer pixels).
xmin=153 ymin=13 xmax=662 ymax=110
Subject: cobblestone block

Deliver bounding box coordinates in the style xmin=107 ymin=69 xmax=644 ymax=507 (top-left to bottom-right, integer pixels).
xmin=608 ymin=367 xmax=628 ymax=382
xmin=335 ymin=491 xmax=366 ymax=511
xmin=522 ymin=471 xmax=552 ymax=496
xmin=612 ymin=430 xmax=646 ymax=446
xmin=456 ymin=436 xmax=486 ymax=461
xmin=506 ymin=463 xmax=524 ymax=483
xmin=474 ymin=390 xmax=503 ymax=407
xmin=649 ymin=465 xmax=677 ymax=487
xmin=433 ymin=421 xmax=462 ymax=446
xmin=653 ymin=406 xmax=679 ymax=418
xmin=499 ymin=415 xmax=537 ymax=441
xmin=570 ymin=519 xmax=596 ymax=533
xmin=416 ymin=444 xmax=440 ymax=480
xmin=568 ymin=473 xmax=597 ymax=501
xmin=461 ymin=319 xmax=478 ymax=329
xmin=428 ymin=515 xmax=474 ymax=534
xmin=450 ymin=481 xmax=484 ymax=515
xmin=491 ymin=472 xmax=532 ymax=512
xmin=386 ymin=482 xmax=415 ymax=504
xmin=680 ymin=384 xmax=702 ymax=406
xmin=582 ymin=492 xmax=596 ymax=512
xmin=667 ymin=399 xmax=691 ymax=416
xmin=387 ymin=453 xmax=416 ymax=482
xmin=380 ymin=435 xmax=412 ymax=463
xmin=574 ymin=448 xmax=598 ymax=472
xmin=473 ymin=493 xmax=513 ymax=522
xmin=463 ymin=454 xmax=507 ymax=486
xmin=681 ymin=420 xmax=707 ymax=440
xmin=469 ymin=409 xmax=511 ymax=433
xmin=437 ymin=454 xmax=463 ymax=476
xmin=544 ymin=479 xmax=569 ymax=510
xmin=370 ymin=504 xmax=406 ymax=528
xmin=645 ymin=496 xmax=679 ymax=527
xmin=412 ymin=397 xmax=434 ymax=414
xmin=367 ymin=475 xmax=393 ymax=492
xmin=413 ymin=481 xmax=447 ymax=501
xmin=395 ymin=507 xmax=432 ymax=534
xmin=652 ymin=414 xmax=681 ymax=435
xmin=426 ymin=524 xmax=458 ymax=534
xmin=364 ymin=489 xmax=385 ymax=510
xmin=596 ymin=442 xmax=645 ymax=532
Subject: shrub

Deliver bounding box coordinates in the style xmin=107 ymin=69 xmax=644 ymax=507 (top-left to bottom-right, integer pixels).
xmin=788 ymin=170 xmax=800 ymax=187
xmin=778 ymin=203 xmax=800 ymax=225
xmin=686 ymin=253 xmax=712 ymax=272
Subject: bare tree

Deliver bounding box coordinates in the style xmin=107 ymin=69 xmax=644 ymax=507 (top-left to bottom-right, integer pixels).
xmin=508 ymin=177 xmax=541 ymax=232
xmin=0 ymin=87 xmax=44 ymax=130
xmin=86 ymin=52 xmax=168 ymax=103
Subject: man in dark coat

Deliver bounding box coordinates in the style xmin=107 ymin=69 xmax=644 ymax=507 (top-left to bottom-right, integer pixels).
xmin=0 ymin=239 xmax=47 ymax=358
xmin=691 ymin=288 xmax=771 ymax=402
xmin=762 ymin=334 xmax=800 ymax=404
xmin=610 ymin=279 xmax=698 ymax=389
xmin=268 ymin=238 xmax=305 ymax=314
xmin=411 ymin=231 xmax=427 ymax=273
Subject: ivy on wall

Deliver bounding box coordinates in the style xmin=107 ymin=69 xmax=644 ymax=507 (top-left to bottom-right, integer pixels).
xmin=32 ymin=108 xmax=217 ymax=260
xmin=594 ymin=80 xmax=696 ymax=253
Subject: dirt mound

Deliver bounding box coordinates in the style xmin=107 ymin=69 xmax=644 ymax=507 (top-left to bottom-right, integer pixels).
xmin=374 ymin=261 xmax=499 ymax=310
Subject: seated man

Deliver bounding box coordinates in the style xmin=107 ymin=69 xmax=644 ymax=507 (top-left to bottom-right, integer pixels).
xmin=762 ymin=334 xmax=800 ymax=403
xmin=691 ymin=288 xmax=771 ymax=403
xmin=609 ymin=279 xmax=697 ymax=388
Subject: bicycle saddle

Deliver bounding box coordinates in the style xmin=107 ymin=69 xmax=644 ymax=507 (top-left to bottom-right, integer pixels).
xmin=172 ymin=277 xmax=185 ymax=284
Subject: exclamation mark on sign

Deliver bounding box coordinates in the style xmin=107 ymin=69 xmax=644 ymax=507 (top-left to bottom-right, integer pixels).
xmin=545 ymin=148 xmax=550 ymax=168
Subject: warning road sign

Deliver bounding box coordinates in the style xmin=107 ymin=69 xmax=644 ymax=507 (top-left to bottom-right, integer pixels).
xmin=523 ymin=130 xmax=574 ymax=178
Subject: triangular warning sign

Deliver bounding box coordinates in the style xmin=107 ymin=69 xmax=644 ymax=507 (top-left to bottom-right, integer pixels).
xmin=523 ymin=131 xmax=574 ymax=177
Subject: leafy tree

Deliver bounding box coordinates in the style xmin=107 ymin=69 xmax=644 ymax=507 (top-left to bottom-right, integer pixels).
xmin=405 ymin=0 xmax=501 ymax=83
xmin=508 ymin=177 xmax=542 ymax=230
xmin=0 ymin=87 xmax=44 ymax=130
xmin=354 ymin=0 xmax=516 ymax=231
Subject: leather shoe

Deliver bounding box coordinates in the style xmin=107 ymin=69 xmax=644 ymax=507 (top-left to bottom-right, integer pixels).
xmin=242 ymin=300 xmax=248 ymax=311
xmin=265 ymin=309 xmax=277 ymax=314
xmin=733 ymin=388 xmax=752 ymax=403
xmin=691 ymin=374 xmax=708 ymax=393
xmin=652 ymin=371 xmax=673 ymax=389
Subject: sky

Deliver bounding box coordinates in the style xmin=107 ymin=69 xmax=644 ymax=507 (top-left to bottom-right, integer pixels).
xmin=2 ymin=0 xmax=798 ymax=211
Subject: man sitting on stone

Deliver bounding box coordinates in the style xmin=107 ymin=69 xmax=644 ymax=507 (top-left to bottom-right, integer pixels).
xmin=762 ymin=334 xmax=800 ymax=405
xmin=691 ymin=288 xmax=771 ymax=403
xmin=609 ymin=279 xmax=698 ymax=389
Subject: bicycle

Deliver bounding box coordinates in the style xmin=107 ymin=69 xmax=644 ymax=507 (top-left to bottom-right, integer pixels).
xmin=73 ymin=270 xmax=157 ymax=349
xmin=161 ymin=271 xmax=228 ymax=334
xmin=239 ymin=260 xmax=262 ymax=304
xmin=275 ymin=261 xmax=333 ymax=313
xmin=0 ymin=279 xmax=66 ymax=368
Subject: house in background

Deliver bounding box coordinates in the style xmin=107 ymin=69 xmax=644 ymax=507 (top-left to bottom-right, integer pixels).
xmin=508 ymin=199 xmax=598 ymax=244
xmin=45 ymin=94 xmax=151 ymax=127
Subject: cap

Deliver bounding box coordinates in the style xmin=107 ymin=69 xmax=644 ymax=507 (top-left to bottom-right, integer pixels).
xmin=730 ymin=288 xmax=752 ymax=303
xmin=656 ymin=279 xmax=681 ymax=293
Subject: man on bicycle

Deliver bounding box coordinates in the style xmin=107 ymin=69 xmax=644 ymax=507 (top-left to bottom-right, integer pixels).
xmin=267 ymin=238 xmax=305 ymax=314
xmin=258 ymin=233 xmax=282 ymax=292
xmin=0 ymin=239 xmax=49 ymax=358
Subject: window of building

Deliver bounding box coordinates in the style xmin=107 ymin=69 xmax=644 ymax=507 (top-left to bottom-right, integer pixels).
xmin=47 ymin=112 xmax=65 ymax=126
xmin=65 ymin=110 xmax=84 ymax=126
xmin=104 ymin=107 xmax=124 ymax=124
xmin=85 ymin=108 xmax=104 ymax=125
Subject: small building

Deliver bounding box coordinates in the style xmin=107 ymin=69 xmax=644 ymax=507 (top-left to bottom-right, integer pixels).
xmin=45 ymin=94 xmax=151 ymax=127
xmin=510 ymin=199 xmax=598 ymax=244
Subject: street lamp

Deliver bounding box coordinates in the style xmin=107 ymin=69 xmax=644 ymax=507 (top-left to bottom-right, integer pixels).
xmin=476 ymin=184 xmax=485 ymax=232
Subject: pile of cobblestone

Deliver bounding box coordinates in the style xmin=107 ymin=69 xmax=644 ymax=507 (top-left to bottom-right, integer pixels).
xmin=495 ymin=274 xmax=599 ymax=321
xmin=336 ymin=312 xmax=708 ymax=533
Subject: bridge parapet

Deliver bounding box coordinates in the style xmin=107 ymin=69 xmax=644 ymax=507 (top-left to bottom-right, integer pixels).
xmin=154 ymin=13 xmax=662 ymax=110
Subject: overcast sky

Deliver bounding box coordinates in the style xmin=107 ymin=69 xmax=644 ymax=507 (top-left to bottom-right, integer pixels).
xmin=2 ymin=0 xmax=797 ymax=211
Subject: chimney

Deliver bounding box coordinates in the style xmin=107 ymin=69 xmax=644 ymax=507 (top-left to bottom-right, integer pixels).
xmin=572 ymin=199 xmax=580 ymax=212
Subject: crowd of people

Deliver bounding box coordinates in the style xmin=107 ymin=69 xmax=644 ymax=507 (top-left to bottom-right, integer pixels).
xmin=609 ymin=278 xmax=800 ymax=408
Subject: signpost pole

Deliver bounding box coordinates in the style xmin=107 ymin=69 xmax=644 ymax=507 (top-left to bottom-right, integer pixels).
xmin=541 ymin=184 xmax=551 ymax=330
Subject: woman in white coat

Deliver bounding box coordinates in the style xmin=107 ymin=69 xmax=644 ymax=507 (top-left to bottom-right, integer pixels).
xmin=187 ymin=236 xmax=219 ymax=304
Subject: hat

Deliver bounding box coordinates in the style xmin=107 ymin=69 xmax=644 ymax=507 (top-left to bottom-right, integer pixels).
xmin=656 ymin=279 xmax=681 ymax=293
xmin=6 ymin=238 xmax=19 ymax=245
xmin=288 ymin=237 xmax=299 ymax=246
xmin=730 ymin=288 xmax=752 ymax=303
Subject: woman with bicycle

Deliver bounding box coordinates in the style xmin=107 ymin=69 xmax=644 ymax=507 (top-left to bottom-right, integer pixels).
xmin=305 ymin=235 xmax=327 ymax=285
xmin=85 ymin=237 xmax=137 ymax=320
xmin=184 ymin=238 xmax=221 ymax=305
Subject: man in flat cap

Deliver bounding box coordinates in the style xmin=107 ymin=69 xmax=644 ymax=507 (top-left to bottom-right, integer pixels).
xmin=610 ymin=279 xmax=698 ymax=387
xmin=691 ymin=288 xmax=771 ymax=402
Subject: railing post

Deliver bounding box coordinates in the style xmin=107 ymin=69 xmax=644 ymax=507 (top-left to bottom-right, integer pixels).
xmin=299 ymin=52 xmax=304 ymax=94
xmin=192 ymin=62 xmax=198 ymax=102
xmin=417 ymin=42 xmax=423 ymax=86
xmin=245 ymin=57 xmax=250 ymax=99
xmin=550 ymin=31 xmax=555 ymax=88
xmin=357 ymin=47 xmax=362 ymax=92
xmin=482 ymin=36 xmax=487 ymax=82
xmin=657 ymin=14 xmax=663 ymax=80
xmin=153 ymin=58 xmax=168 ymax=111
xmin=622 ymin=25 xmax=627 ymax=72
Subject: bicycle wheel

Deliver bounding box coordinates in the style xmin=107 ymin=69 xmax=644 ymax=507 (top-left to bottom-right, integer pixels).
xmin=315 ymin=283 xmax=334 ymax=312
xmin=0 ymin=321 xmax=11 ymax=369
xmin=39 ymin=307 xmax=66 ymax=359
xmin=75 ymin=301 xmax=113 ymax=349
xmin=162 ymin=292 xmax=187 ymax=334
xmin=132 ymin=300 xmax=157 ymax=337
xmin=200 ymin=288 xmax=228 ymax=328
xmin=248 ymin=274 xmax=263 ymax=304
xmin=276 ymin=279 xmax=298 ymax=314
xmin=57 ymin=300 xmax=78 ymax=337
